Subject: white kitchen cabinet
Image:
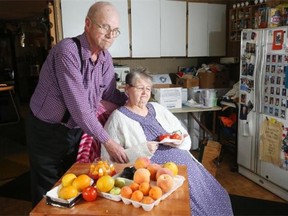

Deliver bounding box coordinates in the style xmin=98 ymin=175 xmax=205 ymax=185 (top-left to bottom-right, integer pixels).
xmin=61 ymin=0 xmax=92 ymax=38
xmin=130 ymin=0 xmax=161 ymax=57
xmin=61 ymin=0 xmax=130 ymax=58
xmin=187 ymin=3 xmax=208 ymax=57
xmin=188 ymin=3 xmax=226 ymax=57
xmin=160 ymin=0 xmax=186 ymax=57
xmin=131 ymin=0 xmax=186 ymax=57
xmin=106 ymin=0 xmax=130 ymax=57
xmin=207 ymin=4 xmax=226 ymax=56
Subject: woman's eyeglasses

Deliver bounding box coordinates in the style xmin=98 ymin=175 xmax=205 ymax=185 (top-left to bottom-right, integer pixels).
xmin=130 ymin=85 xmax=152 ymax=92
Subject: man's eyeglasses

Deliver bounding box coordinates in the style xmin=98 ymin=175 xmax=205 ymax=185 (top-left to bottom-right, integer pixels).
xmin=130 ymin=85 xmax=152 ymax=92
xmin=89 ymin=18 xmax=120 ymax=38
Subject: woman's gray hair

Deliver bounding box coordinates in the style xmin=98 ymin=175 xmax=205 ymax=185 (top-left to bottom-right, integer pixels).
xmin=125 ymin=67 xmax=153 ymax=86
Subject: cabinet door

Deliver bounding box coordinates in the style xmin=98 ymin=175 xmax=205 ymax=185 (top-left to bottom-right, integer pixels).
xmin=160 ymin=0 xmax=186 ymax=57
xmin=61 ymin=0 xmax=93 ymax=38
xmin=61 ymin=0 xmax=129 ymax=57
xmin=106 ymin=0 xmax=130 ymax=57
xmin=208 ymin=4 xmax=226 ymax=56
xmin=131 ymin=0 xmax=161 ymax=57
xmin=187 ymin=3 xmax=208 ymax=57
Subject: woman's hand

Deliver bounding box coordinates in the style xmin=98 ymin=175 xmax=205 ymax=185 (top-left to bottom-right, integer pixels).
xmin=147 ymin=141 xmax=159 ymax=154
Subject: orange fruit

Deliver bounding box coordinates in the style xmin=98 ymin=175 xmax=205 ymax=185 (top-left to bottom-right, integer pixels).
xmin=58 ymin=185 xmax=78 ymax=200
xmin=131 ymin=190 xmax=144 ymax=202
xmin=133 ymin=168 xmax=150 ymax=184
xmin=129 ymin=182 xmax=139 ymax=191
xmin=120 ymin=186 xmax=133 ymax=199
xmin=96 ymin=175 xmax=115 ymax=193
xmin=134 ymin=157 xmax=151 ymax=169
xmin=139 ymin=182 xmax=150 ymax=196
xmin=149 ymin=186 xmax=162 ymax=200
xmin=141 ymin=196 xmax=155 ymax=204
xmin=163 ymin=162 xmax=178 ymax=176
xmin=72 ymin=174 xmax=91 ymax=192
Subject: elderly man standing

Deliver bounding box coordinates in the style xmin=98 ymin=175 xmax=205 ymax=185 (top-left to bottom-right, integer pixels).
xmin=26 ymin=1 xmax=128 ymax=206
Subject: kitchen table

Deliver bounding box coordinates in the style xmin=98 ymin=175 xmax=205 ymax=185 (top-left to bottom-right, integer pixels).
xmin=170 ymin=105 xmax=221 ymax=137
xmin=29 ymin=163 xmax=191 ymax=216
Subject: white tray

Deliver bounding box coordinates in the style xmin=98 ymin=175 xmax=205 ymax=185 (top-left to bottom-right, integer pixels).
xmin=45 ymin=179 xmax=93 ymax=208
xmin=97 ymin=176 xmax=133 ymax=201
xmin=99 ymin=175 xmax=185 ymax=211
xmin=158 ymin=137 xmax=182 ymax=146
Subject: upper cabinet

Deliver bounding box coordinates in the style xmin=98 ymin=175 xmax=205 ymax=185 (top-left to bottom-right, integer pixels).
xmin=61 ymin=0 xmax=130 ymax=58
xmin=60 ymin=0 xmax=226 ymax=58
xmin=130 ymin=0 xmax=186 ymax=57
xmin=130 ymin=0 xmax=161 ymax=57
xmin=188 ymin=3 xmax=226 ymax=57
xmin=106 ymin=0 xmax=130 ymax=57
xmin=160 ymin=0 xmax=186 ymax=57
xmin=188 ymin=3 xmax=208 ymax=57
xmin=61 ymin=0 xmax=91 ymax=38
xmin=208 ymin=4 xmax=226 ymax=56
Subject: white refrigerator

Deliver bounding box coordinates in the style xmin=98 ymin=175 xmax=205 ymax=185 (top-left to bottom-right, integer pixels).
xmin=238 ymin=27 xmax=288 ymax=201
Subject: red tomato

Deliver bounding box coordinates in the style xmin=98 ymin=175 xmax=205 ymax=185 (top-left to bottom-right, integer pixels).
xmin=170 ymin=133 xmax=182 ymax=140
xmin=159 ymin=134 xmax=170 ymax=141
xmin=82 ymin=186 xmax=97 ymax=202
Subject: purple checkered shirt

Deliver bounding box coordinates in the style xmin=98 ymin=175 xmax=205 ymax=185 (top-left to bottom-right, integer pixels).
xmin=29 ymin=33 xmax=127 ymax=143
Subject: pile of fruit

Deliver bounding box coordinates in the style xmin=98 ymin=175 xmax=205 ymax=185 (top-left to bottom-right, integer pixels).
xmin=58 ymin=173 xmax=95 ymax=201
xmin=88 ymin=159 xmax=116 ymax=180
xmin=158 ymin=130 xmax=182 ymax=141
xmin=118 ymin=156 xmax=179 ymax=204
xmin=56 ymin=156 xmax=179 ymax=206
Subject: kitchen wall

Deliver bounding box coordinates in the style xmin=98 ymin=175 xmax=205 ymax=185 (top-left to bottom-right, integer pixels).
xmin=113 ymin=57 xmax=198 ymax=74
xmin=0 ymin=0 xmax=235 ymax=103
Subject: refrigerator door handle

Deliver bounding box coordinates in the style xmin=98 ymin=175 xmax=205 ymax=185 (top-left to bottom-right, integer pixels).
xmin=258 ymin=30 xmax=266 ymax=114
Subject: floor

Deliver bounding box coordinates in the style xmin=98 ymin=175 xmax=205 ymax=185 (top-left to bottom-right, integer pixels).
xmin=0 ymin=102 xmax=287 ymax=215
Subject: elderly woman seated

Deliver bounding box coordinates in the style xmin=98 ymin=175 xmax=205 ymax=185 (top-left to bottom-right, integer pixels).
xmin=101 ymin=69 xmax=233 ymax=216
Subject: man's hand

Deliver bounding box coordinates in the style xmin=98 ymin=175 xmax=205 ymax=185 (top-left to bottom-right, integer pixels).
xmin=103 ymin=139 xmax=128 ymax=163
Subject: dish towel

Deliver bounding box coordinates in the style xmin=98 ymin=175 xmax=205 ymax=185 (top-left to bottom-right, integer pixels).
xmin=76 ymin=100 xmax=119 ymax=163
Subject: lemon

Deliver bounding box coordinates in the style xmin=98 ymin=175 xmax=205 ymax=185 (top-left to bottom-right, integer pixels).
xmin=96 ymin=175 xmax=115 ymax=193
xmin=58 ymin=185 xmax=78 ymax=200
xmin=163 ymin=162 xmax=178 ymax=176
xmin=61 ymin=173 xmax=77 ymax=187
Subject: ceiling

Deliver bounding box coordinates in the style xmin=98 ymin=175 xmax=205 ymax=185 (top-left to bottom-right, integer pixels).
xmin=0 ymin=0 xmax=48 ymax=21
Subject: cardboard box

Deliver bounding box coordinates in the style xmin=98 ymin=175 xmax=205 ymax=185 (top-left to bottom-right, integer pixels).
xmin=176 ymin=76 xmax=199 ymax=88
xmin=214 ymin=70 xmax=230 ymax=88
xmin=201 ymin=140 xmax=222 ymax=177
xmin=152 ymin=84 xmax=182 ymax=109
xmin=198 ymin=72 xmax=215 ymax=89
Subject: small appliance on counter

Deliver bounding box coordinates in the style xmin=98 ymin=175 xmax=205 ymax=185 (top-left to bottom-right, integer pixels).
xmin=114 ymin=66 xmax=130 ymax=85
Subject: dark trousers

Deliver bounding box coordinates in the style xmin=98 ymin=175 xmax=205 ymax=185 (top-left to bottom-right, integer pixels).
xmin=25 ymin=112 xmax=82 ymax=207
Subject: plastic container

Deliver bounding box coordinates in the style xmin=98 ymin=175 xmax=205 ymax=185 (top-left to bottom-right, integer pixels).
xmin=99 ymin=174 xmax=185 ymax=212
xmin=97 ymin=176 xmax=133 ymax=201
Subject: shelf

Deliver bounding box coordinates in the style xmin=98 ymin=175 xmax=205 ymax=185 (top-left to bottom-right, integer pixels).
xmin=229 ymin=3 xmax=267 ymax=42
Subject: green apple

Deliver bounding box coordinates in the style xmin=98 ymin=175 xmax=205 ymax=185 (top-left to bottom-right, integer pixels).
xmin=114 ymin=177 xmax=126 ymax=188
xmin=109 ymin=187 xmax=121 ymax=195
